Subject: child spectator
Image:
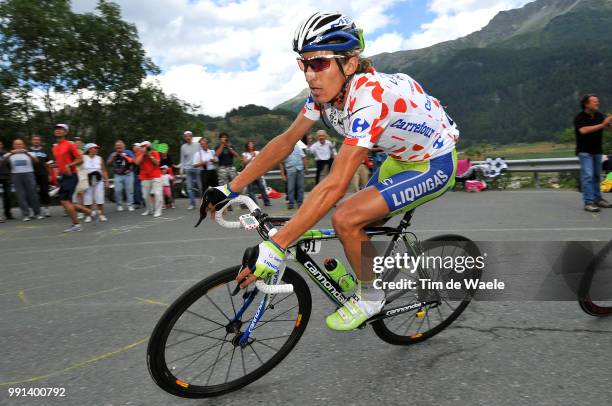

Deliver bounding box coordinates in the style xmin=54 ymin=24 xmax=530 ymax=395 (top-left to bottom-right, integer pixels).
xmin=160 ymin=165 xmax=175 ymax=209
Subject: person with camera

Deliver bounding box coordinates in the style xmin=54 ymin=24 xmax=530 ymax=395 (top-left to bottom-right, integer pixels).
xmin=574 ymin=94 xmax=612 ymax=212
xmin=214 ymin=132 xmax=240 ymax=188
xmin=107 ymin=140 xmax=135 ymax=211
xmin=134 ymin=141 xmax=162 ymax=218
xmin=1 ymin=139 xmax=42 ymax=221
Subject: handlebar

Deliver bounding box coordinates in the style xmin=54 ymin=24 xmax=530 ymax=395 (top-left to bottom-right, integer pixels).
xmin=215 ymin=195 xmax=261 ymax=229
xmin=215 ymin=195 xmax=294 ymax=294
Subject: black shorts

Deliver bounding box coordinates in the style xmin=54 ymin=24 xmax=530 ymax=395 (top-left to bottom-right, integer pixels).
xmin=58 ymin=174 xmax=78 ymax=201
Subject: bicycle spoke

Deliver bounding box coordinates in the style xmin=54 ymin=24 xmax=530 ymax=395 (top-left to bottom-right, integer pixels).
xmin=225 ymin=346 xmax=236 ymax=384
xmin=253 ymin=339 xmax=281 ymax=352
xmin=205 ymin=294 xmax=231 ymax=321
xmin=184 ymin=309 xmax=226 ymax=327
xmin=166 ymin=325 xmax=226 ymax=349
xmin=253 ymin=305 xmax=297 ymax=331
xmin=249 ymin=343 xmax=265 ymax=365
xmin=172 ymin=328 xmax=228 ymax=342
xmin=240 ymin=346 xmax=247 ymax=376
xmin=226 ymin=284 xmax=237 ymax=317
xmin=205 ymin=336 xmax=227 ymax=386
xmin=171 ymin=338 xmax=227 ymax=375
xmin=253 ymin=334 xmax=291 ymax=342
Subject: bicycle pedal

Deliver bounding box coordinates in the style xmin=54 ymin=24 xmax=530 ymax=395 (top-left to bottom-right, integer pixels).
xmin=416 ymin=310 xmax=426 ymax=318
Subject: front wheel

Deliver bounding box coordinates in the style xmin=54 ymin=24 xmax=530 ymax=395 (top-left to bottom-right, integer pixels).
xmin=147 ymin=266 xmax=312 ymax=398
xmin=371 ymin=235 xmax=481 ymax=346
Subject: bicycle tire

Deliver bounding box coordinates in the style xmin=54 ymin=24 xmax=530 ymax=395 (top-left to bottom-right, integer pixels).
xmin=372 ymin=234 xmax=481 ymax=346
xmin=578 ymin=240 xmax=612 ymax=317
xmin=147 ymin=266 xmax=311 ymax=398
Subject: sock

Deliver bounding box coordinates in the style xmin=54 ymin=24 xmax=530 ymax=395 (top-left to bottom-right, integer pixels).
xmin=358 ymin=279 xmax=385 ymax=302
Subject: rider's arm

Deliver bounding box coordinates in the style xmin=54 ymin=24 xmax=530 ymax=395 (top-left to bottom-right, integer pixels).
xmin=228 ymin=114 xmax=315 ymax=190
xmin=271 ymin=144 xmax=369 ymax=249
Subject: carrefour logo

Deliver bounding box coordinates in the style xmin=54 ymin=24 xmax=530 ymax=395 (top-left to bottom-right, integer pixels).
xmin=433 ymin=138 xmax=444 ymax=149
xmin=390 ymin=119 xmax=435 ymax=138
xmin=351 ymin=118 xmax=370 ymax=134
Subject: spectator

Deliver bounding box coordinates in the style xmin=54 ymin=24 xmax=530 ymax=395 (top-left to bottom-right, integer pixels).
xmin=309 ymin=130 xmax=335 ymax=184
xmin=132 ymin=143 xmax=143 ymax=208
xmin=215 ymin=132 xmax=240 ymax=188
xmin=135 ymin=140 xmax=162 ymax=217
xmin=280 ymin=142 xmax=307 ymax=209
xmin=350 ymin=156 xmax=372 ymax=193
xmin=160 ymin=165 xmax=175 ymax=209
xmin=82 ymin=143 xmax=109 ymax=222
xmin=0 ymin=141 xmax=13 ymax=220
xmin=1 ymin=139 xmax=42 ymax=221
xmin=52 ymin=124 xmax=97 ymax=232
xmin=574 ymin=94 xmax=612 ymax=212
xmin=107 ymin=140 xmax=135 ymax=211
xmin=193 ymin=137 xmax=218 ymax=192
xmin=180 ymin=130 xmax=202 ymax=210
xmin=29 ymin=135 xmax=52 ymax=217
xmin=242 ymin=140 xmax=271 ymax=207
xmin=160 ymin=150 xmax=176 ymax=177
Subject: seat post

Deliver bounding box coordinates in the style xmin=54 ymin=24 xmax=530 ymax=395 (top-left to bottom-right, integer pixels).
xmin=399 ymin=210 xmax=414 ymax=229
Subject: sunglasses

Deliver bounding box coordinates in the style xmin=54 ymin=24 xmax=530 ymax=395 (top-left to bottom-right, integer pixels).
xmin=297 ymin=55 xmax=345 ymax=72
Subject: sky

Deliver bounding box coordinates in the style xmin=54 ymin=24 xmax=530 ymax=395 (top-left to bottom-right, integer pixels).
xmin=72 ymin=0 xmax=531 ymax=116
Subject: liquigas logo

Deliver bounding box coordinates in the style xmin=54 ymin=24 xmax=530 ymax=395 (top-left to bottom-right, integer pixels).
xmin=303 ymin=261 xmax=347 ymax=304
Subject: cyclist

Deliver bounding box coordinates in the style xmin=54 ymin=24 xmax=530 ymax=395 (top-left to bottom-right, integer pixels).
xmin=200 ymin=12 xmax=459 ymax=331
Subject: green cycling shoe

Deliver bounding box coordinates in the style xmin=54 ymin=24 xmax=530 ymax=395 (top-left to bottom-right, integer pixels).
xmin=325 ymin=296 xmax=385 ymax=331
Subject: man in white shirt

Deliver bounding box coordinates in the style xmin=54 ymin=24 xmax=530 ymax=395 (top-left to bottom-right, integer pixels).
xmin=308 ymin=130 xmax=336 ymax=184
xmin=192 ymin=137 xmax=219 ymax=192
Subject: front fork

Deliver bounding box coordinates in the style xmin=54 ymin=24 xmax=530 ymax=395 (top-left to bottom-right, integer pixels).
xmin=235 ymin=262 xmax=287 ymax=346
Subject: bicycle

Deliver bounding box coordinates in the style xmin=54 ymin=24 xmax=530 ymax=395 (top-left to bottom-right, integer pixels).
xmin=578 ymin=240 xmax=612 ymax=316
xmin=147 ymin=196 xmax=482 ymax=398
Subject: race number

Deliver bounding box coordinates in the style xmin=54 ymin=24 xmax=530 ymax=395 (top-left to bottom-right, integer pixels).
xmin=300 ymin=240 xmax=321 ymax=254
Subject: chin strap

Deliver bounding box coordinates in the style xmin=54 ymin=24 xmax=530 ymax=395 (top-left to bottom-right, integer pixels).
xmin=330 ymin=58 xmax=354 ymax=107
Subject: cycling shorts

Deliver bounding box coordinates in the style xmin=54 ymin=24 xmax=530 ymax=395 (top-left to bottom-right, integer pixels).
xmin=367 ymin=149 xmax=457 ymax=216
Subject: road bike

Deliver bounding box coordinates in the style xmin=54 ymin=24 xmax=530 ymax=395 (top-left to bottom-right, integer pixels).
xmin=578 ymin=239 xmax=612 ymax=316
xmin=147 ymin=196 xmax=482 ymax=398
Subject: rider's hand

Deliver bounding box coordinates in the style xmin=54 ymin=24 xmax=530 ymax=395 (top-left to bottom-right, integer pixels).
xmin=194 ymin=184 xmax=239 ymax=227
xmin=236 ymin=240 xmax=286 ymax=288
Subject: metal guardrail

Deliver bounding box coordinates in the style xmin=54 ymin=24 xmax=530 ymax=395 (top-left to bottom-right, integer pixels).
xmin=471 ymin=157 xmax=580 ymax=188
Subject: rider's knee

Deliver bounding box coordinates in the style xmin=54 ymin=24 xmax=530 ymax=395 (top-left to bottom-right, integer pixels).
xmin=332 ymin=204 xmax=358 ymax=236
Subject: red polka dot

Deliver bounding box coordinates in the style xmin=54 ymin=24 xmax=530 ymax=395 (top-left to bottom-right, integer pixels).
xmin=365 ymin=81 xmax=376 ymax=87
xmin=391 ymin=135 xmax=405 ymax=141
xmin=414 ymin=81 xmax=423 ymax=94
xmin=408 ymin=154 xmax=419 ymax=160
xmin=370 ymin=126 xmax=384 ymax=142
xmin=344 ymin=138 xmax=359 ymax=146
xmin=355 ymin=76 xmax=368 ymax=89
xmin=389 ymin=154 xmax=402 ymax=160
xmin=314 ymin=103 xmax=320 ymax=111
xmin=394 ymin=98 xmax=407 ymax=113
xmin=410 ymin=100 xmax=418 ymax=109
xmin=392 ymin=146 xmax=407 ymax=153
xmin=379 ymin=103 xmax=389 ymax=119
xmin=423 ymin=153 xmax=431 ymax=159
xmin=433 ymin=99 xmax=440 ymax=108
xmin=412 ymin=144 xmax=424 ymax=151
xmin=371 ymin=86 xmax=383 ymax=102
xmin=349 ymin=97 xmax=356 ymax=112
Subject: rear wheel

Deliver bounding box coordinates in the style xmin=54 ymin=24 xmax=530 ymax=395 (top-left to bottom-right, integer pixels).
xmin=147 ymin=266 xmax=311 ymax=398
xmin=578 ymin=240 xmax=612 ymax=316
xmin=371 ymin=235 xmax=481 ymax=345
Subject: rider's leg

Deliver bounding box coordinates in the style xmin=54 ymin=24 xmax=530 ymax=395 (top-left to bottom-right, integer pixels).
xmin=331 ymin=187 xmax=389 ymax=283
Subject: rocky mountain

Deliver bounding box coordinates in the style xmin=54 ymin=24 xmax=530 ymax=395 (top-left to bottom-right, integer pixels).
xmin=276 ymin=0 xmax=612 ymax=146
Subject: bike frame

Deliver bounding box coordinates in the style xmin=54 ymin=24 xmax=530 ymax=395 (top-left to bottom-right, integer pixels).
xmin=236 ymin=211 xmax=437 ymax=344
